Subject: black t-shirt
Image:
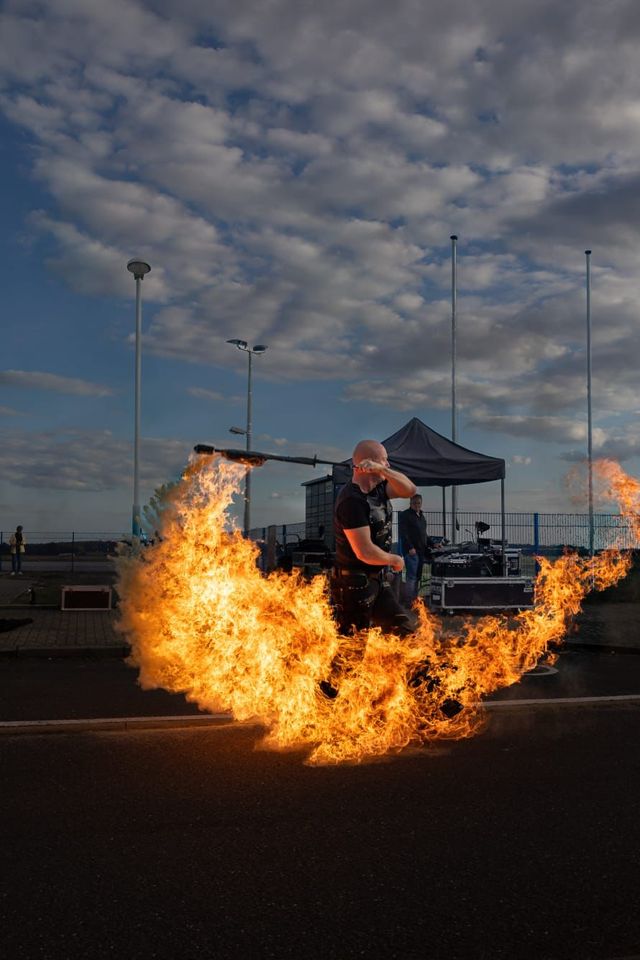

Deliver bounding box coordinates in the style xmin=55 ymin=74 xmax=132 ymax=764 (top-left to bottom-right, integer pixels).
xmin=334 ymin=481 xmax=392 ymax=572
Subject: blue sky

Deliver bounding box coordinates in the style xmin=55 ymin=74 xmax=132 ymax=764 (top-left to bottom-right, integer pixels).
xmin=1 ymin=0 xmax=640 ymax=533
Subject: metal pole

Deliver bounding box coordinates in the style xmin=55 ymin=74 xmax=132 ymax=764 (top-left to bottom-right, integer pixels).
xmin=585 ymin=250 xmax=594 ymax=560
xmin=441 ymin=487 xmax=447 ymax=540
xmin=133 ymin=274 xmax=142 ymax=538
xmin=450 ymin=234 xmax=458 ymax=544
xmin=244 ymin=350 xmax=253 ymax=535
xmin=501 ymin=479 xmax=507 ymax=576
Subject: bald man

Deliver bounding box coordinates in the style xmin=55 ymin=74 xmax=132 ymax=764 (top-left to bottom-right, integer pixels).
xmin=331 ymin=439 xmax=418 ymax=638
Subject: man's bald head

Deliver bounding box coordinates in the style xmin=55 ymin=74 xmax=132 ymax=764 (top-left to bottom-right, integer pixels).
xmin=352 ymin=439 xmax=388 ymax=466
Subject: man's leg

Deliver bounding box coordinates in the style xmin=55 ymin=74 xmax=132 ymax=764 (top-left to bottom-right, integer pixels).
xmin=321 ymin=573 xmax=378 ymax=698
xmin=403 ymin=552 xmax=419 ymax=601
xmin=371 ymin=580 xmax=418 ymax=635
xmin=330 ymin=572 xmax=376 ymax=635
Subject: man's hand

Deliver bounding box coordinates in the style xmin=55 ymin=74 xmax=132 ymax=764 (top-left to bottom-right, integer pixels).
xmin=354 ymin=458 xmax=388 ymax=476
xmin=388 ymin=554 xmax=404 ymax=573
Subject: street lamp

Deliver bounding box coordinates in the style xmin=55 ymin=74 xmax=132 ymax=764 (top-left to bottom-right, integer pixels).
xmin=127 ymin=258 xmax=151 ymax=538
xmin=450 ymin=234 xmax=458 ymax=544
xmin=226 ymin=339 xmax=268 ymax=534
xmin=585 ymin=250 xmax=594 ymax=561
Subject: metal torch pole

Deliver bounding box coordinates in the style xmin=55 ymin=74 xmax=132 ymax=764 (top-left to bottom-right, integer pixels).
xmin=244 ymin=350 xmax=253 ymax=535
xmin=133 ymin=274 xmax=142 ymax=538
xmin=451 ymin=234 xmax=458 ymax=544
xmin=586 ymin=250 xmax=594 ymax=561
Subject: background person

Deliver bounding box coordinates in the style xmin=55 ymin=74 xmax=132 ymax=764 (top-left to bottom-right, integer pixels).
xmin=398 ymin=494 xmax=428 ymax=600
xmin=9 ymin=525 xmax=26 ymax=575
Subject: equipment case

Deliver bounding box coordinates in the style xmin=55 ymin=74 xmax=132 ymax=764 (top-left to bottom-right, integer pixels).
xmin=428 ymin=576 xmax=534 ymax=612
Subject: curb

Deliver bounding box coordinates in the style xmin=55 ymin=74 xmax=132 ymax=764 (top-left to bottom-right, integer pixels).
xmin=483 ymin=692 xmax=640 ymax=708
xmin=563 ymin=639 xmax=640 ymax=655
xmin=3 ymin=694 xmax=640 ymax=738
xmin=0 ymin=713 xmax=235 ymax=736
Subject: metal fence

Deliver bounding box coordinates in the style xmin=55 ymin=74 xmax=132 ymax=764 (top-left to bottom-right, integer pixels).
xmin=1 ymin=512 xmax=637 ymax=574
xmin=249 ymin=512 xmax=640 ymax=554
xmin=420 ymin=511 xmax=640 ymax=552
xmin=0 ymin=531 xmax=124 ymax=573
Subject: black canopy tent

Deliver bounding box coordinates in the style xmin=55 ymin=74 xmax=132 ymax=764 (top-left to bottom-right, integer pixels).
xmin=332 ymin=417 xmax=508 ymax=571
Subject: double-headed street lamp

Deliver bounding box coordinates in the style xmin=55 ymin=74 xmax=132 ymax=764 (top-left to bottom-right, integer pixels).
xmin=226 ymin=339 xmax=268 ymax=534
xmin=127 ymin=258 xmax=151 ymax=538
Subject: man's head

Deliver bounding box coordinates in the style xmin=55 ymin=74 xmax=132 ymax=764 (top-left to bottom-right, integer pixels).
xmin=410 ymin=495 xmax=422 ymax=513
xmin=352 ymin=440 xmax=389 ymax=476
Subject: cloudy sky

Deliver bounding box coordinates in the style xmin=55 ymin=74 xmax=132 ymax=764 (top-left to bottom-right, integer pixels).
xmin=1 ymin=0 xmax=640 ymax=533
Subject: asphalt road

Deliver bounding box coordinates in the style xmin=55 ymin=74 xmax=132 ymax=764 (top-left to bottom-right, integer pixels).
xmin=1 ymin=649 xmax=640 ymax=722
xmin=3 ymin=703 xmax=640 ymax=960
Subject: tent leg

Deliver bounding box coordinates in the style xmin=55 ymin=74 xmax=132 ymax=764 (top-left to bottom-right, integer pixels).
xmin=501 ymin=478 xmax=507 ymax=576
xmin=442 ymin=487 xmax=447 ymax=540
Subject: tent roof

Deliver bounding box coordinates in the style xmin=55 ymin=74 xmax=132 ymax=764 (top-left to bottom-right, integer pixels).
xmin=333 ymin=417 xmax=505 ymax=487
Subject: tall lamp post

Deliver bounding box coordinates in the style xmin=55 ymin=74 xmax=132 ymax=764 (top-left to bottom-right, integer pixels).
xmin=585 ymin=250 xmax=594 ymax=560
xmin=127 ymin=258 xmax=151 ymax=538
xmin=450 ymin=234 xmax=458 ymax=543
xmin=226 ymin=339 xmax=268 ymax=534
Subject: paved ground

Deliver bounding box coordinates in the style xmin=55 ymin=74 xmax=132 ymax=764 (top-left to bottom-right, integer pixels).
xmin=2 ymin=567 xmax=640 ymax=960
xmin=0 ymin=572 xmax=124 ymax=654
xmin=3 ymin=704 xmax=640 ymax=960
xmin=1 ymin=596 xmax=638 ymax=656
xmin=2 ymin=650 xmax=640 ymax=723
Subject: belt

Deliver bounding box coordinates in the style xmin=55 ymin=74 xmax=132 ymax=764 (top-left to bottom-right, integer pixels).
xmin=336 ymin=567 xmax=385 ymax=580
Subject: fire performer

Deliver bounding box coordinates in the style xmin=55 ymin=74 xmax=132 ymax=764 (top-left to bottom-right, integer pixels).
xmin=319 ymin=440 xmax=419 ymax=699
xmin=323 ymin=439 xmax=463 ymax=715
xmin=331 ymin=439 xmax=418 ymax=637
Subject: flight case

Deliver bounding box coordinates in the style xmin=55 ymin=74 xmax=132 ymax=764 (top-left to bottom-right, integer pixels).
xmin=428 ymin=576 xmax=534 ymax=612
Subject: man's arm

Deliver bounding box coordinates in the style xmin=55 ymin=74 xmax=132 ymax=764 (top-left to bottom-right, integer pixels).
xmin=383 ymin=466 xmax=416 ymax=499
xmin=354 ymin=459 xmax=416 ymax=499
xmin=344 ymin=527 xmax=404 ymax=571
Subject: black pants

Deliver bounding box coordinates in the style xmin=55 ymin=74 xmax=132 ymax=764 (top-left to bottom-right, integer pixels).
xmin=331 ymin=570 xmax=417 ymax=636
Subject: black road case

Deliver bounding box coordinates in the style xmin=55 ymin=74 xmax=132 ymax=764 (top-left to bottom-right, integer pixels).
xmin=428 ymin=576 xmax=534 ymax=612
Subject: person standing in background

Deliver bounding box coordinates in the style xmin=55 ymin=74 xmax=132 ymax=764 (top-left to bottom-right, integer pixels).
xmin=398 ymin=494 xmax=427 ymax=600
xmin=9 ymin=525 xmax=26 ymax=575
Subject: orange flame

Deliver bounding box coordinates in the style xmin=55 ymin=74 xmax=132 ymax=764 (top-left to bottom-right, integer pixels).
xmin=116 ymin=456 xmax=637 ymax=765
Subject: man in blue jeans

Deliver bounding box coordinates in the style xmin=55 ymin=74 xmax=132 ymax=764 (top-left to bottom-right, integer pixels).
xmin=398 ymin=494 xmax=427 ymax=600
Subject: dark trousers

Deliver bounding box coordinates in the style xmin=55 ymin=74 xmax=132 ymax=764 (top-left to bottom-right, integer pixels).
xmin=331 ymin=570 xmax=417 ymax=636
xmin=11 ymin=553 xmax=21 ymax=573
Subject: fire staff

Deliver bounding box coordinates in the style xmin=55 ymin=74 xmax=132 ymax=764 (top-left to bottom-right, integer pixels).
xmin=331 ymin=439 xmax=418 ymax=637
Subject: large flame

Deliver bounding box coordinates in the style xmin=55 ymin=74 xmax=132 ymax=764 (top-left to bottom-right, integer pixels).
xmin=116 ymin=457 xmax=638 ymax=765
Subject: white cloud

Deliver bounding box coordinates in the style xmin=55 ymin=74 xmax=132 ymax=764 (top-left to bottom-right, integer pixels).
xmin=2 ymin=0 xmax=640 ymax=467
xmin=0 ymin=427 xmax=190 ymax=491
xmin=0 ymin=369 xmax=113 ymax=397
xmin=186 ymin=386 xmax=243 ymax=404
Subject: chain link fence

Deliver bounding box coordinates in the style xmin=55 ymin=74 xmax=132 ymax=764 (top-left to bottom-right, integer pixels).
xmin=249 ymin=512 xmax=640 ymax=555
xmin=0 ymin=531 xmax=123 ymax=573
xmin=2 ymin=512 xmax=637 ymax=574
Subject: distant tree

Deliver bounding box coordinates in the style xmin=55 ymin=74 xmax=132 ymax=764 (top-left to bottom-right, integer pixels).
xmin=142 ymin=480 xmax=180 ymax=541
